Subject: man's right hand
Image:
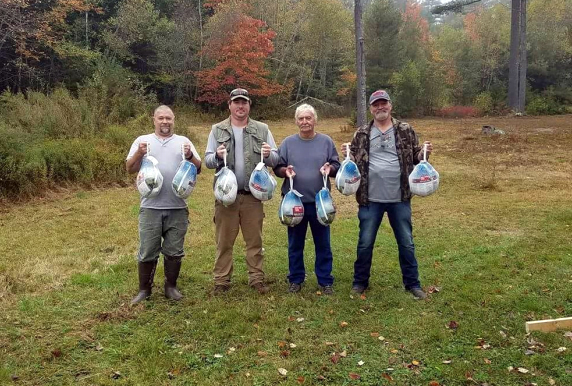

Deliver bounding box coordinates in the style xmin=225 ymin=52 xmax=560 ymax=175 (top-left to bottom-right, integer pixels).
xmin=216 ymin=144 xmax=227 ymax=159
xmin=137 ymin=142 xmax=149 ymax=156
xmin=285 ymin=165 xmax=296 ymax=178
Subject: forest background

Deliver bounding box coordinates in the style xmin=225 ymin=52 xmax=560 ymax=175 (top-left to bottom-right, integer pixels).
xmin=1 ymin=0 xmax=571 ymax=200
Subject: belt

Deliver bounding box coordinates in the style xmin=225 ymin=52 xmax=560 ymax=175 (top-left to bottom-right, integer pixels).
xmin=237 ymin=190 xmax=251 ymax=195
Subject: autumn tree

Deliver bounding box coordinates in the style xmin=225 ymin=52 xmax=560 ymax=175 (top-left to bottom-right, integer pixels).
xmin=196 ymin=0 xmax=285 ymax=105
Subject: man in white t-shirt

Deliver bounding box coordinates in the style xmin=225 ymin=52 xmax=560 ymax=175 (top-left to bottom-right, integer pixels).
xmin=126 ymin=105 xmax=201 ymax=304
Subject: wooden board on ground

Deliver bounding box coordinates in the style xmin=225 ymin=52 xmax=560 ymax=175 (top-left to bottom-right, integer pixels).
xmin=526 ymin=317 xmax=572 ymax=333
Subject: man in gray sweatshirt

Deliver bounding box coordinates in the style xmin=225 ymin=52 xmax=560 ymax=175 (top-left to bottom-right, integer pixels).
xmin=274 ymin=104 xmax=340 ymax=294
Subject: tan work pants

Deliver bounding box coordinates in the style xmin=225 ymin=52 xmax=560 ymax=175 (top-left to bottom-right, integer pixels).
xmin=213 ymin=193 xmax=265 ymax=286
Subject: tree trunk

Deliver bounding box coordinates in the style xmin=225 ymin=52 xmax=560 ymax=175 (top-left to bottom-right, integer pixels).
xmin=508 ymin=0 xmax=526 ymax=114
xmin=354 ymin=0 xmax=367 ymax=127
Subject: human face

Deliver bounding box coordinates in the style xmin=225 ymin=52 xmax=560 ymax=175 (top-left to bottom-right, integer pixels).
xmin=296 ymin=111 xmax=316 ymax=137
xmin=153 ymin=108 xmax=174 ymax=138
xmin=229 ymin=98 xmax=250 ymax=122
xmin=369 ymin=99 xmax=392 ymax=124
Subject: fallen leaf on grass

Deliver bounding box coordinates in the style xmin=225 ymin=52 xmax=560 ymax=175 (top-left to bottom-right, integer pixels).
xmin=357 ymin=360 xmax=365 ymax=366
xmin=484 ymin=358 xmax=491 ymax=364
xmin=370 ymin=332 xmax=380 ymax=338
xmin=381 ymin=373 xmax=393 ymax=381
xmin=280 ymin=350 xmax=290 ymax=358
xmin=316 ymin=291 xmax=322 ymax=295
xmin=360 ymin=294 xmax=367 ymax=300
xmin=340 ymin=350 xmax=347 ymax=357
xmin=379 ymin=336 xmax=386 ymax=341
xmin=325 ymin=341 xmax=335 ymax=346
xmin=557 ymin=347 xmax=567 ymax=353
xmin=411 ymin=360 xmax=420 ymax=366
xmin=257 ymin=351 xmax=267 ymax=357
xmin=428 ymin=381 xmax=440 ymax=386
xmin=517 ymin=367 xmax=529 ymax=374
xmin=288 ymin=316 xmax=296 ymax=322
xmin=297 ymin=376 xmax=305 ymax=384
xmin=214 ymin=354 xmax=223 ymax=358
xmin=442 ymin=360 xmax=452 ymax=364
xmin=95 ymin=344 xmax=103 ymax=351
xmin=51 ymin=349 xmax=62 ymax=358
xmin=548 ymin=378 xmax=556 ymax=385
xmin=447 ymin=321 xmax=458 ymax=330
xmin=390 ymin=349 xmax=399 ymax=354
xmin=111 ymin=371 xmax=121 ymax=379
xmin=296 ymin=318 xmax=305 ymax=323
xmin=427 ymin=285 xmax=441 ymax=294
xmin=278 ymin=368 xmax=288 ymax=376
xmin=564 ymin=331 xmax=572 ymax=341
xmin=349 ymin=372 xmax=360 ymax=380
xmin=290 ymin=343 xmax=297 ymax=348
xmin=278 ymin=341 xmax=287 ymax=348
xmin=331 ymin=353 xmax=341 ymax=364
xmin=340 ymin=321 xmax=349 ymax=328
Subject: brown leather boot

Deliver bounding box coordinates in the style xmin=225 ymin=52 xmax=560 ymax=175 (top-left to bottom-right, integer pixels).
xmin=131 ymin=261 xmax=157 ymax=305
xmin=164 ymin=257 xmax=183 ymax=301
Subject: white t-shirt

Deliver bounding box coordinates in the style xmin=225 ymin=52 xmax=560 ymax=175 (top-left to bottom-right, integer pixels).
xmin=127 ymin=134 xmax=200 ymax=209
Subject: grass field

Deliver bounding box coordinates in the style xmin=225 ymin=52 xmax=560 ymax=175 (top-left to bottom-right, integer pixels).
xmin=1 ymin=115 xmax=571 ymax=385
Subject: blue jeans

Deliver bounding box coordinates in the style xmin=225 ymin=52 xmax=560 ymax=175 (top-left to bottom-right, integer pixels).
xmin=353 ymin=201 xmax=420 ymax=290
xmin=287 ymin=202 xmax=334 ymax=286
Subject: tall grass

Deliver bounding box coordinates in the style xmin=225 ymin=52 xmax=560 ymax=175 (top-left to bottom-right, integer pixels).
xmin=0 ymin=60 xmax=156 ymax=200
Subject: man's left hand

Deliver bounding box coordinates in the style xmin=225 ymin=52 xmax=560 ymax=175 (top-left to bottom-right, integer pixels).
xmin=261 ymin=142 xmax=271 ymax=158
xmin=320 ymin=162 xmax=331 ymax=176
xmin=183 ymin=143 xmax=193 ymax=159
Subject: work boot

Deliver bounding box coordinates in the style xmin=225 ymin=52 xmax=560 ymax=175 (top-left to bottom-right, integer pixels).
xmin=131 ymin=261 xmax=157 ymax=305
xmin=164 ymin=257 xmax=183 ymax=301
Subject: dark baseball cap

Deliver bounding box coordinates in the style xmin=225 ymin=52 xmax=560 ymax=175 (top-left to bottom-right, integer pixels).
xmin=229 ymin=88 xmax=250 ymax=102
xmin=369 ymin=90 xmax=391 ymax=104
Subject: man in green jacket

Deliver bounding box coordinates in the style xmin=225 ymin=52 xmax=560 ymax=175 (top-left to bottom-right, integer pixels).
xmin=204 ymin=89 xmax=279 ymax=295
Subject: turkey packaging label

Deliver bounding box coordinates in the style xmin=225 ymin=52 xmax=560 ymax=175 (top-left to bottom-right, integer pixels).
xmin=335 ymin=143 xmax=361 ymax=195
xmin=408 ymin=144 xmax=439 ymax=197
xmin=279 ymin=176 xmax=304 ymax=227
xmin=137 ymin=154 xmax=163 ymax=198
xmin=214 ymin=152 xmax=238 ymax=206
xmin=249 ymin=152 xmax=277 ymax=201
xmin=315 ymin=175 xmax=336 ymax=226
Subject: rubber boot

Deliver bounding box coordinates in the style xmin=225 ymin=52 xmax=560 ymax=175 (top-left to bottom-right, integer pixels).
xmin=130 ymin=261 xmax=157 ymax=305
xmin=164 ymin=257 xmax=183 ymax=301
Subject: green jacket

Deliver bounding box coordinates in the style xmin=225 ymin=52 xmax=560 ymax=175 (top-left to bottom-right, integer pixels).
xmin=350 ymin=117 xmax=425 ymax=205
xmin=212 ymin=117 xmax=269 ymax=191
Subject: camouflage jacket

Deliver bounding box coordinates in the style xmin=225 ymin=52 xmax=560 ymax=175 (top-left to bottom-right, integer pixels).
xmin=350 ymin=118 xmax=424 ymax=206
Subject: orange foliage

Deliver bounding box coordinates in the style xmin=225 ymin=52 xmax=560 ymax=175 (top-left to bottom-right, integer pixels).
xmin=464 ymin=13 xmax=479 ymax=42
xmin=403 ymin=1 xmax=429 ymax=43
xmin=196 ymin=9 xmax=286 ymax=105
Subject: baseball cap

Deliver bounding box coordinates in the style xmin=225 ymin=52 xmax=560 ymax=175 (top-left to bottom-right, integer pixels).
xmin=229 ymin=88 xmax=250 ymax=102
xmin=369 ymin=90 xmax=391 ymax=105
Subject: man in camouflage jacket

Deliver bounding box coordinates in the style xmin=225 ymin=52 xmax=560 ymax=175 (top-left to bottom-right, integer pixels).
xmin=342 ymin=90 xmax=433 ymax=299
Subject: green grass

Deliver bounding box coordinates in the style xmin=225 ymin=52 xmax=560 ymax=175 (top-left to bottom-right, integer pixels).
xmin=1 ymin=116 xmax=572 ymax=385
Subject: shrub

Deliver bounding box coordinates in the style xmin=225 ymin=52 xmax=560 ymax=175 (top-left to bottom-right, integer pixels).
xmin=526 ymin=93 xmax=565 ymax=115
xmin=474 ymin=92 xmax=493 ymax=115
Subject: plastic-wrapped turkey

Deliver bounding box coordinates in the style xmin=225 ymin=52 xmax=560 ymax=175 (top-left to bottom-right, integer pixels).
xmin=335 ymin=142 xmax=361 ymax=195
xmin=279 ymin=176 xmax=304 ymax=227
xmin=249 ymin=151 xmax=277 ymax=201
xmin=214 ymin=152 xmax=237 ymax=206
xmin=136 ymin=146 xmax=163 ymax=198
xmin=315 ymin=175 xmax=336 ymax=226
xmin=172 ymin=157 xmax=197 ymax=199
xmin=409 ymin=144 xmax=439 ymax=197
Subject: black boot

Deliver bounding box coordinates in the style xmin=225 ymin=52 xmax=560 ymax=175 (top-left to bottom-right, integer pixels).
xmin=164 ymin=257 xmax=183 ymax=301
xmin=131 ymin=261 xmax=157 ymax=305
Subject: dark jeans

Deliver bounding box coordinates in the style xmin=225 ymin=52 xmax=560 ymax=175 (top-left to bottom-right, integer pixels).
xmin=353 ymin=201 xmax=420 ymax=290
xmin=287 ymin=202 xmax=334 ymax=286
